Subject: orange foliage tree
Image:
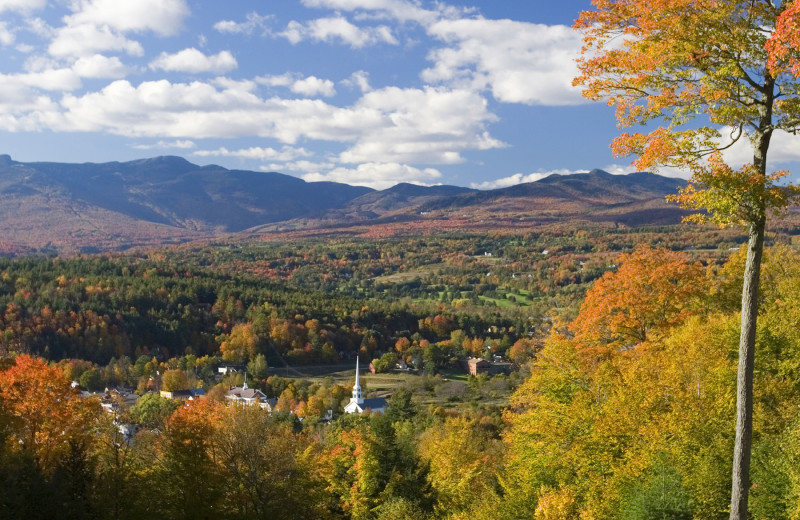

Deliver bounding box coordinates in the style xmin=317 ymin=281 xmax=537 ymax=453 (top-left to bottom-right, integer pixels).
xmin=570 ymin=245 xmax=705 ymax=352
xmin=0 ymin=355 xmax=101 ymax=471
xmin=574 ymin=1 xmax=800 ymax=516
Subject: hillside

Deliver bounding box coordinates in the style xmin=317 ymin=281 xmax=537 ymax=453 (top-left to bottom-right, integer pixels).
xmin=0 ymin=156 xmax=692 ymax=253
xmin=250 ymin=169 xmax=692 ymax=238
xmin=0 ymin=155 xmax=372 ymax=254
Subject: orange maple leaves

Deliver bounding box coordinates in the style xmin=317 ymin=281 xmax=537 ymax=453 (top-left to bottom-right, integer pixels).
xmin=570 ymin=245 xmax=705 ymax=352
xmin=0 ymin=355 xmax=102 ymax=470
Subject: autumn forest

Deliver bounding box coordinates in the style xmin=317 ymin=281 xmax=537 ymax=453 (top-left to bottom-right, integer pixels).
xmin=0 ymin=221 xmax=798 ymax=519
xmin=6 ymin=0 xmax=800 ymax=518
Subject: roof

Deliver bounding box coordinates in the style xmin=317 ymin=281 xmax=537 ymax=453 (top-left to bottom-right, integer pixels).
xmin=362 ymin=397 xmax=388 ymax=409
xmin=226 ymin=387 xmax=267 ymax=400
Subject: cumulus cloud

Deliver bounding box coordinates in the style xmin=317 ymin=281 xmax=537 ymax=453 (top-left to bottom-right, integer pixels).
xmin=0 ymin=75 xmax=63 ymax=131
xmin=23 ymin=77 xmax=502 ymax=172
xmin=264 ymin=160 xmax=336 ymax=172
xmin=299 ymin=0 xmax=469 ymax=26
xmin=193 ymin=146 xmax=311 ymax=161
xmin=73 ymin=54 xmax=128 ymax=78
xmin=132 ymin=139 xmax=196 ymax=150
xmin=342 ymin=70 xmax=371 ymax=92
xmin=470 ymin=170 xmax=583 ymax=190
xmin=214 ymin=12 xmax=272 ymax=35
xmin=280 ymin=16 xmax=397 ymax=48
xmin=291 ymin=76 xmax=336 ymax=97
xmin=472 ymin=164 xmax=693 ymax=190
xmin=423 ymin=19 xmax=585 ymax=106
xmin=49 ymin=23 xmax=143 ymax=58
xmin=65 ymin=0 xmax=190 ymax=36
xmin=149 ymin=48 xmax=238 ymax=74
xmin=294 ymin=3 xmax=586 ymax=106
xmin=0 ymin=21 xmax=14 ymax=46
xmin=257 ymin=73 xmax=336 ymax=97
xmin=338 ymin=86 xmax=505 ymax=164
xmin=48 ymin=0 xmax=190 ymax=59
xmin=19 ymin=69 xmax=82 ymax=91
xmin=302 ymin=162 xmax=441 ymax=189
xmin=0 ymin=0 xmax=46 ymax=13
xmin=719 ymin=128 xmax=800 ymax=169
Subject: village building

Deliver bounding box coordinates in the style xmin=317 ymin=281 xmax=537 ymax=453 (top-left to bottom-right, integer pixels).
xmin=159 ymin=388 xmax=206 ymax=401
xmin=225 ymin=379 xmax=277 ymax=411
xmin=344 ymin=357 xmax=387 ymax=414
xmin=467 ymin=357 xmax=491 ymax=376
xmin=465 ymin=357 xmax=514 ymax=376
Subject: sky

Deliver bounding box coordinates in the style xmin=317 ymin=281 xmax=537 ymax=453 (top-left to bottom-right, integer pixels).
xmin=0 ymin=0 xmax=799 ymax=191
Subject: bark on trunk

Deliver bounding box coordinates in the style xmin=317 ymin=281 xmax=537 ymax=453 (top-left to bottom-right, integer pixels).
xmin=729 ymin=217 xmax=764 ymax=520
xmin=729 ymin=114 xmax=771 ymax=519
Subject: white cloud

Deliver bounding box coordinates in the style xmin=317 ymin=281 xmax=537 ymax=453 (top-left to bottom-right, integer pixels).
xmin=423 ymin=19 xmax=586 ymax=106
xmin=339 ymin=86 xmax=505 ymax=164
xmin=299 ymin=0 xmax=469 ymax=26
xmin=291 ymin=76 xmax=336 ymax=97
xmin=258 ymin=73 xmax=293 ymax=88
xmin=0 ymin=21 xmax=14 ymax=46
xmin=471 ymin=171 xmax=563 ymax=190
xmin=133 ymin=139 xmax=196 ymax=150
xmin=66 ymin=0 xmax=190 ymax=36
xmin=19 ymin=69 xmax=82 ymax=91
xmin=471 ymin=165 xmax=693 ymax=190
xmin=720 ymin=128 xmax=800 ymax=169
xmin=302 ymin=162 xmax=441 ymax=189
xmin=149 ymin=48 xmax=238 ymax=74
xmin=49 ymin=0 xmax=190 ymax=59
xmin=0 ymin=75 xmax=63 ymax=131
xmin=265 ymin=160 xmax=336 ymax=172
xmin=73 ymin=54 xmax=128 ymax=78
xmin=49 ymin=23 xmax=144 ymax=58
xmin=29 ymin=79 xmax=502 ymax=170
xmin=214 ymin=12 xmax=272 ymax=35
xmin=280 ymin=16 xmax=398 ymax=48
xmin=342 ymin=70 xmax=371 ymax=92
xmin=257 ymin=73 xmax=336 ymax=97
xmin=26 ymin=17 xmax=54 ymax=39
xmin=0 ymin=0 xmax=46 ymax=13
xmin=193 ymin=146 xmax=311 ymax=161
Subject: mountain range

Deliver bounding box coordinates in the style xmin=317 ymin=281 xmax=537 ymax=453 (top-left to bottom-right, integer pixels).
xmin=0 ymin=155 xmax=690 ymax=254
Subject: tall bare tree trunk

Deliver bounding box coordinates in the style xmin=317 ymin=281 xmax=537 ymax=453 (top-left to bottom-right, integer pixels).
xmin=730 ymin=111 xmax=772 ymax=519
xmin=729 ymin=216 xmax=764 ymax=520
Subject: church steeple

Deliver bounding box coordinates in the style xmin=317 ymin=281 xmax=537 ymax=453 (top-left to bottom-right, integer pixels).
xmin=352 ymin=357 xmax=364 ymax=405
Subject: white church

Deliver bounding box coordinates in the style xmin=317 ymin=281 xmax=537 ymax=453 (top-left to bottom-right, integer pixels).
xmin=344 ymin=357 xmax=388 ymax=414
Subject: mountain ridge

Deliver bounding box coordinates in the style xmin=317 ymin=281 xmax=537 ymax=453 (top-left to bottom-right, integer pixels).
xmin=0 ymin=156 xmax=690 ymax=254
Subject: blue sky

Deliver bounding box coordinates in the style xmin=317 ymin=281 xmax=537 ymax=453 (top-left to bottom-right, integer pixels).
xmin=0 ymin=0 xmax=798 ymax=190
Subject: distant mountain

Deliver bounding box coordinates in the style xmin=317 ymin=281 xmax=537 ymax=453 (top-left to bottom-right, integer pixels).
xmin=419 ymin=169 xmax=686 ymax=211
xmin=0 ymin=157 xmax=692 ymax=254
xmin=320 ymin=182 xmax=476 ymax=221
xmin=0 ymin=155 xmax=371 ymax=254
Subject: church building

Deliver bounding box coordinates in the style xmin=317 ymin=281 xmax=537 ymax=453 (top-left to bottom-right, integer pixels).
xmin=344 ymin=357 xmax=388 ymax=414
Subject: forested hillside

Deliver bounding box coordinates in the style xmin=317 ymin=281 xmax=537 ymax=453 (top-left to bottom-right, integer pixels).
xmin=3 ymin=240 xmax=800 ymax=519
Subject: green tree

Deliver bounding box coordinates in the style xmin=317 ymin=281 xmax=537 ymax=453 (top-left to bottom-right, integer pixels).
xmin=79 ymin=368 xmax=104 ymax=392
xmin=247 ymin=353 xmax=269 ymax=381
xmin=129 ymin=393 xmax=178 ymax=430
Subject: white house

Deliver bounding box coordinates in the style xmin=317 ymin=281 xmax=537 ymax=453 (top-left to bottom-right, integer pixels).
xmin=225 ymin=380 xmax=276 ymax=411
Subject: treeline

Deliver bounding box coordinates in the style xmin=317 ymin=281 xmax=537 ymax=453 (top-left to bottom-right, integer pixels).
xmin=0 ymin=225 xmax=750 ymax=369
xmin=0 ymin=253 xmax=524 ymax=366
